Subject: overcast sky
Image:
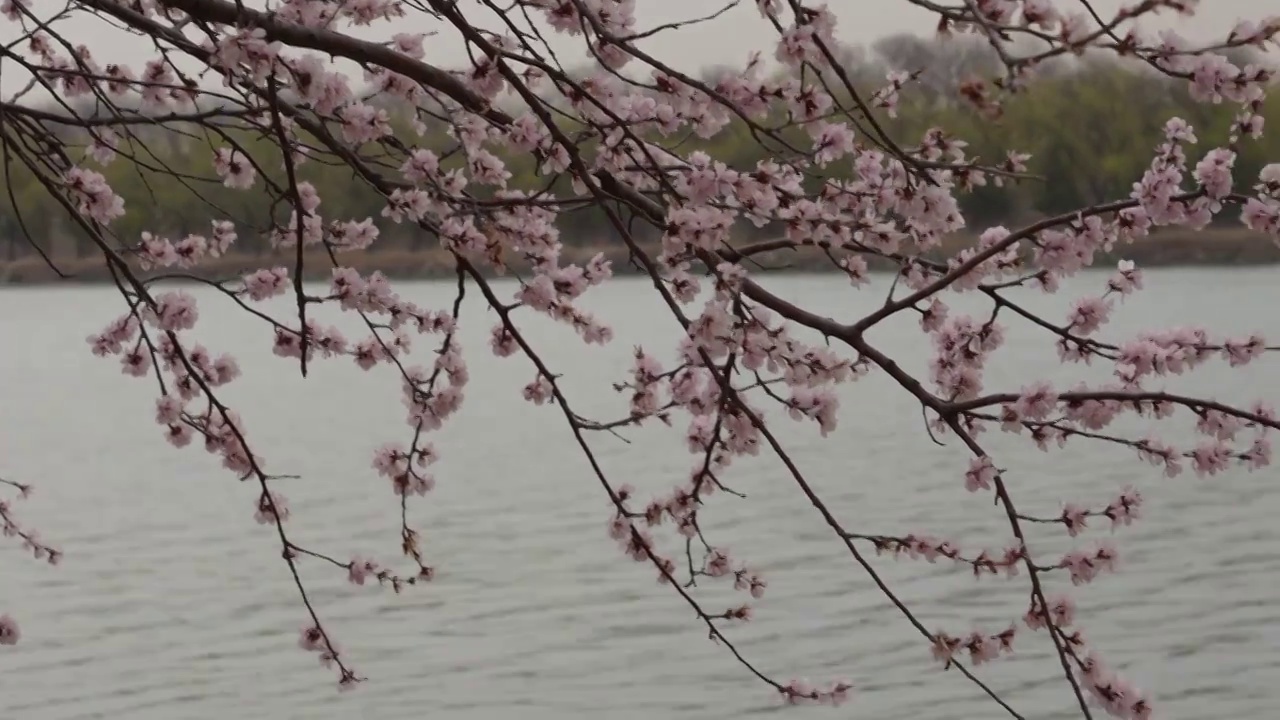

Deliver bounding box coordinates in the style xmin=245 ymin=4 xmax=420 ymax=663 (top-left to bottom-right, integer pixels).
xmin=1 ymin=0 xmax=1275 ymax=97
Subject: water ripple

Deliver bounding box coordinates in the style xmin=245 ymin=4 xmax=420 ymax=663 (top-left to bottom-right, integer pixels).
xmin=2 ymin=272 xmax=1279 ymax=719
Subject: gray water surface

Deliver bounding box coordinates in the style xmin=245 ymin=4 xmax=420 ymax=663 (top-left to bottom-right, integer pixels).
xmin=1 ymin=269 xmax=1277 ymax=719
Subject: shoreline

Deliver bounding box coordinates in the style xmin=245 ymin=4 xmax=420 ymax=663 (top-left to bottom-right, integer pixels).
xmin=1 ymin=228 xmax=1276 ymax=287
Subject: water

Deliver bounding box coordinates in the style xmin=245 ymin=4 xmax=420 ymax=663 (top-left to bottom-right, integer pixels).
xmin=1 ymin=268 xmax=1277 ymax=720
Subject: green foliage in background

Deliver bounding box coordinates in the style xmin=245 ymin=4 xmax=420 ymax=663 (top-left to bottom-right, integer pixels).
xmin=2 ymin=51 xmax=1277 ymax=261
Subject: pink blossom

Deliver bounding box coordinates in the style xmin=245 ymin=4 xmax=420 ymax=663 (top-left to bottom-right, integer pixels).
xmin=1221 ymin=334 xmax=1266 ymax=366
xmin=243 ymin=267 xmax=290 ymax=301
xmin=1062 ymin=542 xmax=1119 ymax=585
xmin=298 ymin=625 xmax=325 ymax=653
xmin=1190 ymin=440 xmax=1234 ymax=477
xmin=338 ymin=103 xmax=392 ymax=144
xmin=964 ymin=456 xmax=997 ymax=492
xmin=1066 ymin=296 xmax=1112 ymax=336
xmin=1106 ymin=487 xmax=1144 ymax=529
xmin=1014 ymin=381 xmax=1058 ymax=420
xmin=151 ymin=291 xmax=199 ymax=332
xmin=522 ymin=375 xmax=554 ymax=405
xmin=1061 ymin=503 xmax=1089 ymax=536
xmin=64 ymin=167 xmax=125 ymax=223
xmin=703 ymin=548 xmax=731 ymax=578
xmin=255 ymin=490 xmax=290 ymax=525
xmin=1 ymin=0 xmax=30 ymax=21
xmin=1243 ymin=437 xmax=1272 ymax=471
xmin=164 ymin=423 xmax=194 ymax=448
xmin=120 ymin=347 xmax=152 ymax=377
xmin=930 ymin=633 xmax=960 ymax=665
xmin=1025 ymin=593 xmax=1076 ymax=630
xmin=1108 ymin=260 xmax=1143 ymax=295
xmin=348 ymin=556 xmax=380 ymax=586
xmin=86 ymin=129 xmax=120 ymax=165
xmin=155 ymin=395 xmax=183 ymax=425
xmin=0 ymin=614 xmax=18 ymax=645
xmin=213 ymin=148 xmax=257 ymax=189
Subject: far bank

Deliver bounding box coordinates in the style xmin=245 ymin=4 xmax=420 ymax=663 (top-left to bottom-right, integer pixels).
xmin=1 ymin=228 xmax=1276 ymax=287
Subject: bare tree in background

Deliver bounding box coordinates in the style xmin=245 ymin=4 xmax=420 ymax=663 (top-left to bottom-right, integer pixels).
xmin=873 ymin=33 xmax=1003 ymax=100
xmin=2 ymin=1 xmax=1280 ymax=718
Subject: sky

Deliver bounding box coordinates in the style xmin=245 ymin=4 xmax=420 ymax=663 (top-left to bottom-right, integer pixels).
xmin=1 ymin=0 xmax=1276 ymax=98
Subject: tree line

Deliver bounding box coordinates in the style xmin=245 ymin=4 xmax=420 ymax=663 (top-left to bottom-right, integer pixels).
xmin=2 ymin=37 xmax=1276 ymax=263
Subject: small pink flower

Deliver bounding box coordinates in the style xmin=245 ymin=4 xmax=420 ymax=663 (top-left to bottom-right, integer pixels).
xmin=1066 ymin=297 xmax=1112 ymax=336
xmin=1106 ymin=487 xmax=1143 ymax=529
xmin=1190 ymin=440 xmax=1233 ymax=478
xmin=348 ymin=556 xmax=379 ymax=586
xmin=782 ymin=678 xmax=816 ymax=705
xmin=0 ymin=614 xmax=19 ymax=645
xmin=964 ymin=456 xmax=997 ymax=492
xmin=965 ymin=632 xmax=1000 ymax=664
xmin=213 ymin=147 xmax=257 ymax=189
xmin=1014 ymin=381 xmax=1058 ymax=420
xmin=243 ymin=267 xmax=290 ymax=301
xmin=255 ymin=490 xmax=290 ymax=525
xmin=606 ymin=515 xmax=630 ymax=541
xmin=521 ymin=375 xmax=554 ymax=405
xmin=164 ymin=423 xmax=193 ymax=448
xmin=930 ymin=632 xmax=960 ymax=665
xmin=120 ymin=348 xmax=152 ymax=377
xmin=298 ymin=625 xmax=324 ymax=652
xmin=703 ymin=548 xmax=731 ymax=577
xmin=1061 ymin=503 xmax=1089 ymax=536
xmin=1108 ymin=259 xmax=1143 ymax=295
xmin=151 ymin=291 xmax=199 ymax=332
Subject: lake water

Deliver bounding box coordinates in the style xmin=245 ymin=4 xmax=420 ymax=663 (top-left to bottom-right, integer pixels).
xmin=1 ymin=269 xmax=1277 ymax=720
